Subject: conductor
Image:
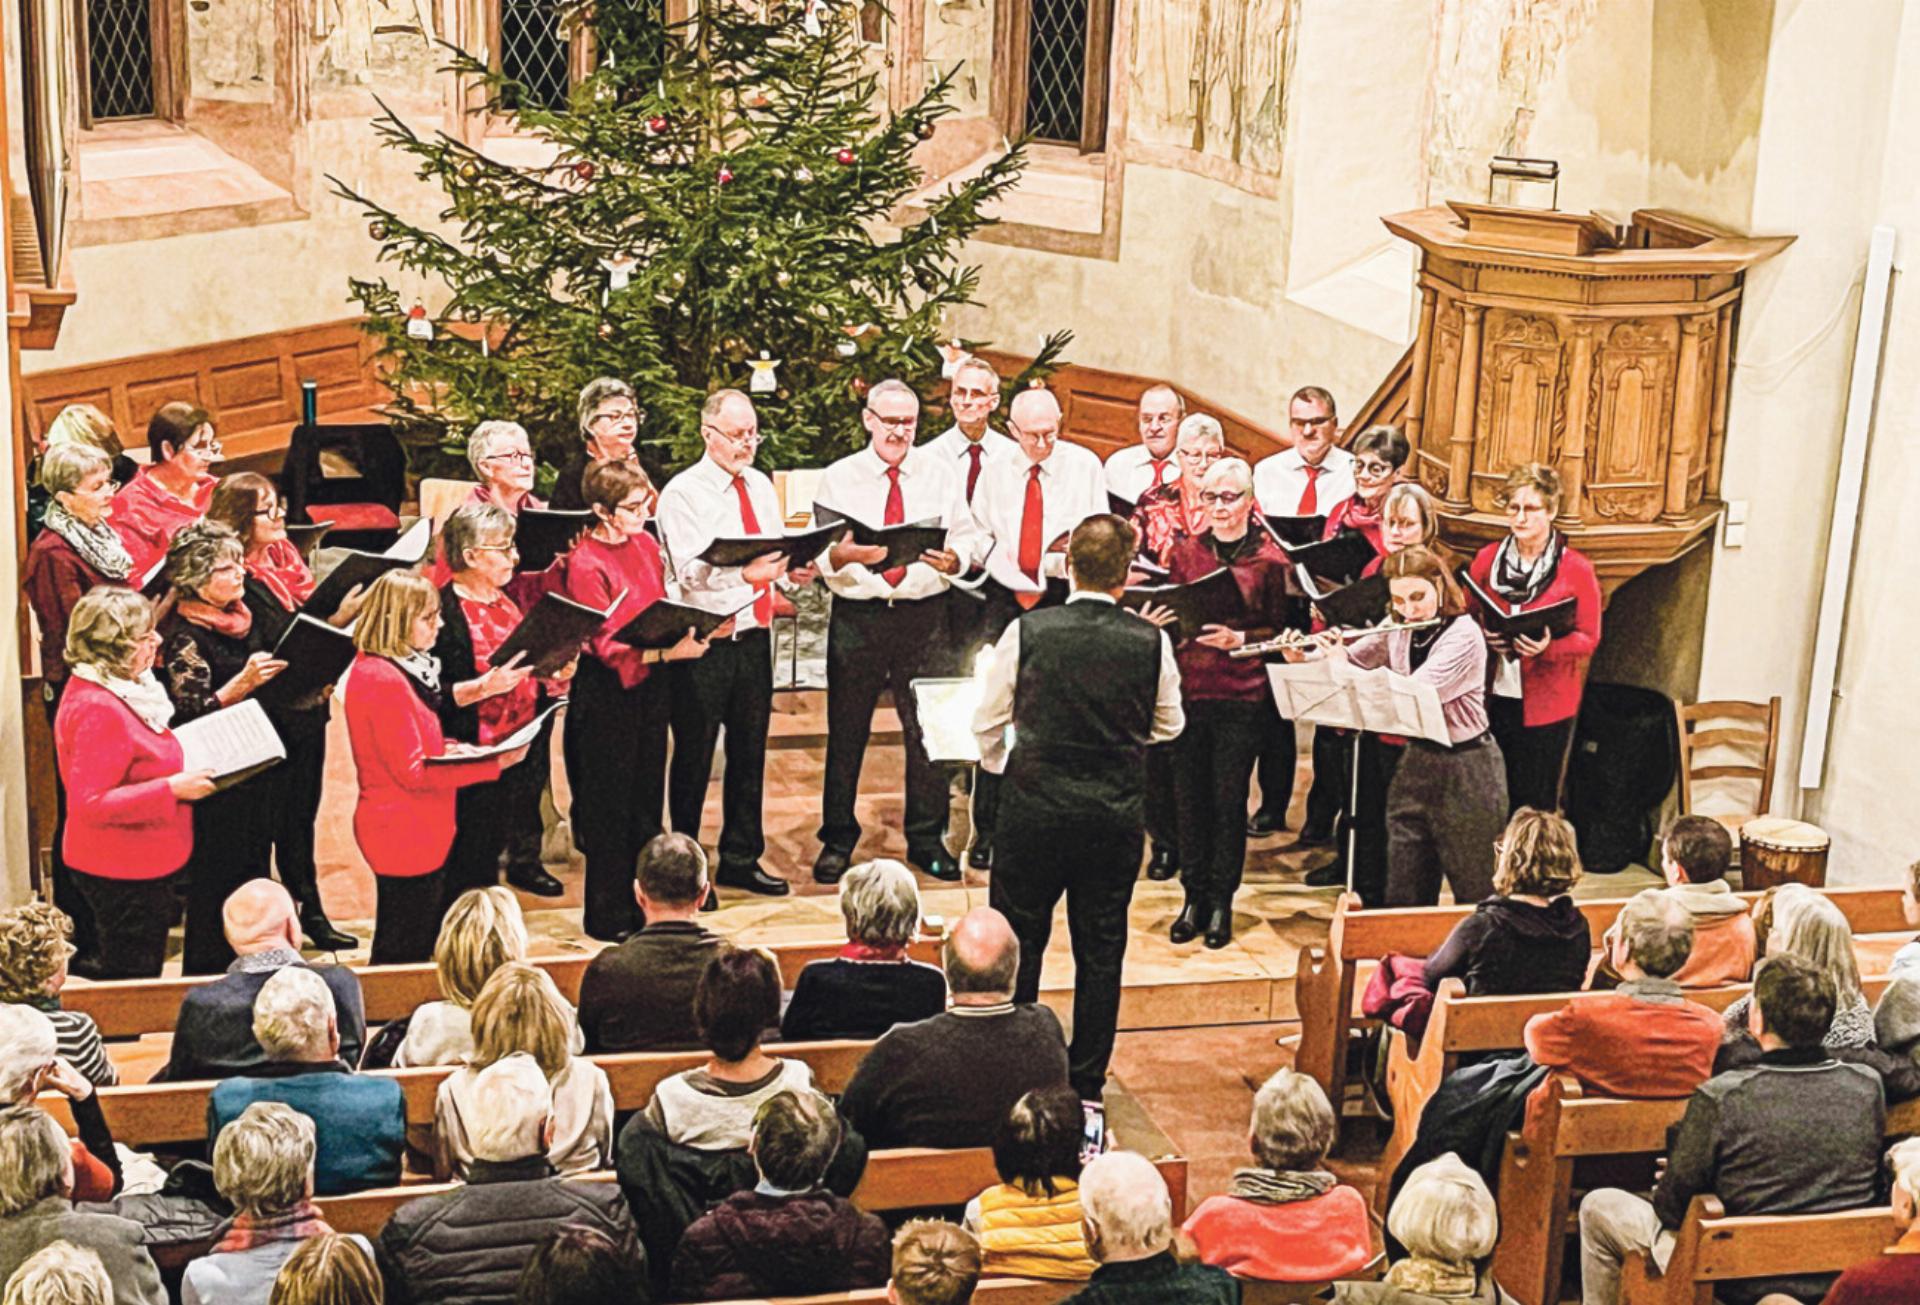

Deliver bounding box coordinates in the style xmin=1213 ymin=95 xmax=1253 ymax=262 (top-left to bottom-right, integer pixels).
xmin=972 ymin=514 xmax=1185 ymax=1103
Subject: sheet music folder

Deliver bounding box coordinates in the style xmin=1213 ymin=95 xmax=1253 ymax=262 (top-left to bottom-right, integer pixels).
xmin=696 ymin=522 xmax=847 ymax=569
xmin=302 ymin=519 xmax=432 ymax=620
xmin=612 ymin=597 xmax=755 ymax=650
xmin=1266 ymin=659 xmax=1450 ymax=747
xmin=252 ymin=615 xmax=356 ymax=710
xmin=516 ymin=508 xmax=594 ymax=573
xmin=811 ymin=505 xmax=947 ymax=572
xmin=1457 ymin=569 xmax=1578 ymax=640
xmin=1119 ymin=568 xmax=1247 ymax=642
xmin=491 ymin=590 xmax=623 ymax=677
xmin=172 ymin=699 xmax=288 ymax=790
xmin=427 ymin=703 xmax=563 ymax=765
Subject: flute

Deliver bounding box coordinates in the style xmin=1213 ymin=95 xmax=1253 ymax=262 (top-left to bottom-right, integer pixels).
xmin=1229 ymin=618 xmax=1443 ymax=658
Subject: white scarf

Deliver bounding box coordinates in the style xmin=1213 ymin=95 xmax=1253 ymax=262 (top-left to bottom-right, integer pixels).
xmin=70 ymin=662 xmax=175 ymax=733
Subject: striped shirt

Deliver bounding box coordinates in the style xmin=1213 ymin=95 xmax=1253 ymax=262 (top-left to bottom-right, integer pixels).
xmin=29 ymin=1000 xmax=117 ymax=1087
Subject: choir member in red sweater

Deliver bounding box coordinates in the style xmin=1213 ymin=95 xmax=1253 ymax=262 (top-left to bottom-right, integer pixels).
xmin=53 ymin=587 xmax=217 ymax=978
xmin=564 ymin=459 xmax=721 ymax=941
xmin=343 ymin=571 xmax=525 ymax=964
xmin=110 ymin=402 xmax=219 ymax=582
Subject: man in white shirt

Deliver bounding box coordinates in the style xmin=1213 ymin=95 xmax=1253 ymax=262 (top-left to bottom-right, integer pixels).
xmin=924 ymin=356 xmax=1019 ymax=672
xmin=1102 ymin=384 xmax=1183 ymax=507
xmin=946 ymin=386 xmax=1107 ymax=869
xmin=972 ymin=514 xmax=1184 ymax=1101
xmin=656 ymin=390 xmax=817 ymax=896
xmin=1248 ymin=384 xmax=1352 ymax=842
xmin=812 ymin=379 xmax=965 ymax=885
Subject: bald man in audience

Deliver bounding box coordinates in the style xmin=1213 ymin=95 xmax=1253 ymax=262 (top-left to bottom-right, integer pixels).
xmin=158 ymin=881 xmax=365 ymax=1082
xmin=838 ymin=907 xmax=1070 ymax=1150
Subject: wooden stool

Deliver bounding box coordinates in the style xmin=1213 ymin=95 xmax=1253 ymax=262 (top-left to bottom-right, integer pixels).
xmin=1740 ymin=816 xmax=1831 ymax=889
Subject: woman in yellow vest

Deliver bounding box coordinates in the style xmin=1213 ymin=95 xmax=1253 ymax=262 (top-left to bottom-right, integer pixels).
xmin=963 ymin=1084 xmax=1099 ymax=1281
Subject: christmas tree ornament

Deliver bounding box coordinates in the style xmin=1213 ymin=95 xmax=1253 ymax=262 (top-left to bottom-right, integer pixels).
xmin=717 ymin=165 xmax=735 ymax=185
xmin=803 ymin=0 xmax=829 ymax=36
xmin=775 ymin=387 xmax=790 ymax=401
xmin=914 ymin=120 xmax=935 ymax=141
xmin=748 ymin=352 xmax=781 ymax=394
xmin=836 ymin=338 xmax=859 ymax=357
xmin=938 ymin=340 xmax=969 ymax=379
xmin=850 ymin=376 xmax=870 ymax=398
xmin=600 ymin=252 xmax=639 ymax=291
xmin=456 ymin=158 xmax=481 ymax=183
xmin=406 ymin=303 xmax=434 ymax=341
xmin=573 ymin=161 xmax=596 ymax=182
xmin=669 ymin=269 xmax=688 ymax=290
xmin=835 ymin=147 xmax=856 ymax=166
xmin=914 ymin=267 xmax=939 ymax=291
xmin=647 ymin=115 xmax=668 ymax=135
xmin=774 ymin=269 xmax=793 ymax=288
xmin=368 ymin=219 xmax=389 ymax=241
xmin=598 ymin=320 xmax=614 ymax=339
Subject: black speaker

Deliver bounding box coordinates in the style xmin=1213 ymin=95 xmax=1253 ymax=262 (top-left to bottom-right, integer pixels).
xmin=1564 ymin=682 xmax=1678 ymax=874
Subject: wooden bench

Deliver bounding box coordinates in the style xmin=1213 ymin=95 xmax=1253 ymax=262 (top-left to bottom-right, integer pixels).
xmin=1620 ymin=1194 xmax=1896 ymax=1305
xmin=1293 ymin=888 xmax=1909 ymax=1116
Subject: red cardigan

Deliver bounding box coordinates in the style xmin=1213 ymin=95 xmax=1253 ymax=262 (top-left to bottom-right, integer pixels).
xmin=54 ymin=678 xmax=193 ymax=880
xmin=343 ymin=654 xmax=501 ymax=877
xmin=566 ymin=532 xmax=669 ymax=690
xmin=1165 ymin=532 xmax=1290 ymax=703
xmin=23 ymin=531 xmax=108 ymax=686
xmin=1467 ymin=542 xmax=1602 ymax=726
xmin=109 ymin=467 xmax=213 ymax=582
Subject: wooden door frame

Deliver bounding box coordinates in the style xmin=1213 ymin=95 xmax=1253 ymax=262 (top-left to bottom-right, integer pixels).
xmin=993 ymin=0 xmax=1116 ymax=154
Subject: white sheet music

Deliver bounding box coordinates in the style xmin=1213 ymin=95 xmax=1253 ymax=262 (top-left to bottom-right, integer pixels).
xmin=386 ymin=517 xmax=433 ymax=562
xmin=428 ymin=703 xmax=563 ymax=764
xmin=1267 ymin=659 xmax=1449 ymax=746
xmin=911 ymin=677 xmax=983 ymax=763
xmin=172 ymin=700 xmax=288 ymax=779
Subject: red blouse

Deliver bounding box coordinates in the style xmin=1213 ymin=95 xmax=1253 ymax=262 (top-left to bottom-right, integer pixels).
xmin=431 ymin=484 xmax=565 ymax=611
xmin=110 ymin=467 xmax=214 ymax=582
xmin=1128 ymin=484 xmax=1209 ymax=570
xmin=458 ymin=589 xmax=539 ymax=743
xmin=565 ymin=532 xmax=668 ymax=690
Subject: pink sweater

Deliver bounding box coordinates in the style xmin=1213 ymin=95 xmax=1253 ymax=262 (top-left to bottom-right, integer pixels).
xmin=1347 ymin=615 xmax=1490 ymax=744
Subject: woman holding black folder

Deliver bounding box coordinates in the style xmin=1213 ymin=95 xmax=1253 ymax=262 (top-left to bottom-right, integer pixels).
xmin=564 ymin=459 xmax=721 ymax=940
xmin=207 ymin=472 xmax=361 ymax=951
xmin=1466 ymin=463 xmax=1602 ymax=813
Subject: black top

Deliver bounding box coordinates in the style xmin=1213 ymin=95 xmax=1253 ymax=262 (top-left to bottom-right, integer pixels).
xmin=779 ymin=958 xmax=948 ymax=1042
xmin=1423 ymin=896 xmax=1591 ymax=996
xmin=577 ymin=920 xmax=725 ymax=1053
xmin=157 ymin=960 xmax=368 ymax=1081
xmin=156 ymin=609 xmax=269 ymax=725
xmin=837 ymin=1004 xmax=1070 ymax=1150
xmin=431 ymin=583 xmax=484 ymax=744
xmin=1062 ymin=1252 xmax=1243 ymax=1304
xmin=239 ymin=575 xmax=329 ymax=743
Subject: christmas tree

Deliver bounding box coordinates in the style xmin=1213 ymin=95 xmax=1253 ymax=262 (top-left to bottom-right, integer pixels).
xmin=336 ymin=0 xmax=1070 ymax=484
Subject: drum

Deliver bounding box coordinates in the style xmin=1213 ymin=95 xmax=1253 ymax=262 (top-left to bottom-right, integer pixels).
xmin=1740 ymin=816 xmax=1831 ymax=889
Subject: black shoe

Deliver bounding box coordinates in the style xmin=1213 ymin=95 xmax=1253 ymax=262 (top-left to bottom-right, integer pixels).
xmin=1146 ymin=845 xmax=1178 ymax=881
xmin=968 ymin=842 xmax=993 ymax=872
xmin=1303 ymin=861 xmax=1346 ymax=888
xmin=1295 ymin=822 xmax=1335 ymax=848
xmin=717 ymin=863 xmax=791 ymax=896
xmin=813 ymin=848 xmax=852 ymax=886
xmin=507 ymin=867 xmax=566 ymax=898
xmin=301 ymin=914 xmax=358 ymax=952
xmin=1169 ymin=900 xmax=1202 ymax=945
xmin=915 ymin=852 xmax=962 ymax=882
xmin=1247 ymin=809 xmax=1287 ymax=838
xmin=700 ymin=887 xmax=719 ymax=913
xmin=1204 ymin=903 xmax=1233 ymax=949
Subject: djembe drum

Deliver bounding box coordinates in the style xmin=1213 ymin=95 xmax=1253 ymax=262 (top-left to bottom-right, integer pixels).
xmin=1740 ymin=816 xmax=1831 ymax=889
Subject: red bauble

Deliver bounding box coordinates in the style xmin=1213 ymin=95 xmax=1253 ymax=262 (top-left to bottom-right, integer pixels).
xmin=850 ymin=377 xmax=870 ymax=397
xmin=717 ymin=166 xmax=735 ymax=185
xmin=647 ymin=115 xmax=668 ymax=135
xmin=835 ymin=148 xmax=856 ymax=166
xmin=573 ymin=161 xmax=596 ymax=181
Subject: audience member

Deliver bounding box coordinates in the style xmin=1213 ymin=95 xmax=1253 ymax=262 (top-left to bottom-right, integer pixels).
xmin=1654 ymin=816 xmax=1755 ymax=987
xmin=396 ymin=887 xmax=579 ymax=1069
xmin=1578 ymin=954 xmax=1885 ymax=1305
xmin=1065 ymin=1151 xmax=1239 ymax=1303
xmin=2 ymin=1241 xmax=112 ymax=1305
xmin=1719 ymin=885 xmax=1873 ymax=1052
xmin=577 ymin=833 xmax=722 ymax=1053
xmin=1892 ymin=859 xmax=1920 ymax=974
xmin=1423 ymin=808 xmax=1590 ymax=997
xmin=185 ymin=1103 xmax=370 ymax=1305
xmin=963 ymin=1084 xmax=1096 ymax=1281
xmin=1522 ymin=890 xmax=1723 ymax=1096
xmin=162 ymin=881 xmax=367 ymax=1082
xmin=270 ymin=1233 xmax=384 ymax=1305
xmin=208 ymin=968 xmax=405 ymax=1195
xmin=379 ymin=1054 xmax=644 ymax=1304
xmin=0 ymin=1007 xmax=118 ymax=1202
xmin=670 ymin=1088 xmax=888 ymax=1301
xmin=1182 ymin=1069 xmax=1371 ymax=1284
xmin=0 ymin=905 xmax=114 ymax=1087
xmin=434 ymin=962 xmax=611 ymax=1180
xmin=889 ymin=1221 xmax=982 ymax=1305
xmin=0 ymin=1106 xmax=163 ymax=1304
xmin=840 ymin=907 xmax=1070 ymax=1149
xmin=1824 ymin=1136 xmax=1920 ymax=1304
xmin=1875 ymin=971 xmax=1920 ymax=1061
xmin=514 ymin=1224 xmax=642 ymax=1305
xmin=644 ymin=946 xmax=813 ymax=1150
xmin=1333 ymin=1153 xmax=1499 ymax=1304
xmin=782 ymin=859 xmax=947 ymax=1042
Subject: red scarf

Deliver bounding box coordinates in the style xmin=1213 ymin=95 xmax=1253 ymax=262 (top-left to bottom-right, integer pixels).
xmin=839 ymin=942 xmax=909 ymax=962
xmin=176 ymin=596 xmax=253 ymax=639
xmin=247 ymin=537 xmax=317 ymax=612
xmin=211 ymin=1201 xmax=334 ymax=1255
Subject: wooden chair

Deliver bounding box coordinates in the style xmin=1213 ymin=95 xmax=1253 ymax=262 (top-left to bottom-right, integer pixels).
xmin=1620 ymin=1195 xmax=1894 ymax=1305
xmin=281 ymin=420 xmax=408 ymax=551
xmin=1673 ymin=696 xmax=1781 ymax=837
xmin=417 ymin=476 xmax=477 ymax=529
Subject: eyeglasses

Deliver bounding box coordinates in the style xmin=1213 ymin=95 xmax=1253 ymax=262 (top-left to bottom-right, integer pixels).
xmin=703 ymin=424 xmax=761 ymax=446
xmin=470 ymin=543 xmax=519 ymax=555
xmin=590 ymin=405 xmax=642 ymax=427
xmin=866 ymin=411 xmax=917 ymax=432
xmin=1355 ymin=459 xmax=1395 ymax=477
xmin=1199 ymin=490 xmax=1246 ymax=505
xmin=1506 ymin=498 xmax=1550 ymax=517
xmin=612 ymin=498 xmax=650 ymax=516
xmin=484 ymin=450 xmax=535 ymax=465
xmin=254 ymin=502 xmax=287 ymax=520
xmin=182 ymin=437 xmax=223 ymax=456
xmin=1291 ymin=415 xmax=1334 ymax=430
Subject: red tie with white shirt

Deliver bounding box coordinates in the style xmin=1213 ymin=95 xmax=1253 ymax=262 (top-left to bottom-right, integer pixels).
xmin=732 ymin=474 xmax=774 ymax=627
xmin=881 ymin=466 xmax=907 ymax=587
xmin=1296 ymin=465 xmax=1321 ymax=516
xmin=1016 ymin=465 xmax=1044 ymax=609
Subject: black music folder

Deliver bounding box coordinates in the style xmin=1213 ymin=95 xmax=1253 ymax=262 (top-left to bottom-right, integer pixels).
xmin=1307 ymin=573 xmax=1391 ymax=630
xmin=1262 ymin=513 xmax=1328 ymax=547
xmin=696 ymin=521 xmax=847 ymax=569
xmin=302 ymin=519 xmax=432 ymax=619
xmin=1458 ymin=569 xmax=1579 ymax=640
xmin=490 ymin=589 xmax=624 ymax=678
xmin=516 ymin=507 xmax=594 ymax=573
xmin=1282 ymin=530 xmax=1377 ymax=587
xmin=252 ymin=614 xmax=356 ymax=710
xmin=1107 ymin=490 xmax=1138 ymax=517
xmin=427 ymin=702 xmax=563 ymax=765
xmin=284 ymin=521 xmax=333 ymax=563
xmin=613 ymin=597 xmax=755 ymax=650
xmin=1121 ymin=567 xmax=1247 ymax=643
xmin=811 ymin=504 xmax=947 ymax=572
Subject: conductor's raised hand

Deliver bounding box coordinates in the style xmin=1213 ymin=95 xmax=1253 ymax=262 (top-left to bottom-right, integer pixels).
xmin=168 ymin=769 xmax=219 ymax=802
xmin=476 ymin=652 xmax=533 ymax=700
xmin=921 ymin=549 xmax=962 ymax=575
xmin=1133 ymin=601 xmax=1179 ymax=630
xmin=1195 ymin=624 xmax=1246 ymax=651
xmin=742 ymin=551 xmax=789 ymax=586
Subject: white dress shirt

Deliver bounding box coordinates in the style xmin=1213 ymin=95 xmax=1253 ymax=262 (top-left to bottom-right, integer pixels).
xmin=1253 ymin=445 xmax=1356 ymax=518
xmin=970 ymin=592 xmax=1185 ymax=773
xmin=923 ymin=424 xmax=1020 ymax=505
xmin=814 ymin=443 xmax=958 ymax=604
xmin=1103 ymin=443 xmax=1180 ymax=504
xmin=655 ymin=454 xmax=787 ymax=634
xmin=947 ymin=440 xmax=1107 ymax=596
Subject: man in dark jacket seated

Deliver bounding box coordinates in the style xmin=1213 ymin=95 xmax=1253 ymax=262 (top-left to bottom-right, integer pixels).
xmin=377 ymin=1052 xmax=646 ymax=1303
xmin=669 ymin=1087 xmax=889 ymax=1301
xmin=1577 ymin=954 xmax=1886 ymax=1305
xmin=1064 ymin=1151 xmax=1241 ymax=1303
xmin=159 ymin=881 xmax=366 ymax=1082
xmin=576 ymin=834 xmax=723 ymax=1053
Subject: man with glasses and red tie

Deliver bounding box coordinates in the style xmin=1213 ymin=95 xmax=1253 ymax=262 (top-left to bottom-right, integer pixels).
xmin=811 ymin=379 xmax=965 ymax=885
xmin=925 ymin=355 xmax=1018 ymax=673
xmin=656 ymin=389 xmax=816 ymax=897
xmin=1102 ymin=384 xmax=1184 ymax=507
xmin=946 ymin=386 xmax=1106 ymax=872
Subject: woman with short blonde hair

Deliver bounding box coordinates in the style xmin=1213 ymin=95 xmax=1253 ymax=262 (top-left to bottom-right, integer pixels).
xmin=0 ymin=904 xmax=115 ymax=1087
xmin=394 ymin=888 xmax=578 ymax=1069
xmin=2 ymin=1242 xmax=114 ymax=1305
xmin=269 ymin=1233 xmax=384 ymax=1305
xmin=1422 ymin=807 xmax=1590 ymax=996
xmin=1332 ymin=1154 xmax=1498 ymax=1301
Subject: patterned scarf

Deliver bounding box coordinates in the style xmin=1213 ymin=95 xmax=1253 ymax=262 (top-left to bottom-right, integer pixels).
xmin=1383 ymin=1257 xmax=1480 ymax=1297
xmin=1226 ymin=1167 xmax=1337 ymax=1204
xmin=391 ymin=650 xmax=445 ymax=716
xmin=1339 ymin=491 xmax=1384 ymax=536
xmin=42 ymin=502 xmax=132 ymax=581
xmin=1488 ymin=530 xmax=1565 ymax=607
xmin=248 ymin=537 xmax=316 ymax=612
xmin=211 ymin=1201 xmax=333 ymax=1255
xmin=70 ymin=662 xmax=175 ymax=733
xmin=176 ymin=597 xmax=253 ymax=639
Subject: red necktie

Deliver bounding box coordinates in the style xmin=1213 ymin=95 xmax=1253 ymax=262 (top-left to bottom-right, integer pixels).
xmin=1296 ymin=465 xmax=1321 ymax=516
xmin=732 ymin=474 xmax=774 ymax=627
xmin=1151 ymin=458 xmax=1169 ymax=491
xmin=965 ymin=444 xmax=984 ymax=503
xmin=881 ymin=466 xmax=907 ymax=587
xmin=1016 ymin=464 xmax=1044 ymax=609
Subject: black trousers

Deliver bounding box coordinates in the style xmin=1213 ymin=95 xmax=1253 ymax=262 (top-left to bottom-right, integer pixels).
xmin=1173 ymin=699 xmax=1265 ymax=903
xmin=568 ymin=662 xmax=671 ymax=940
xmin=669 ymin=630 xmax=773 ymax=873
xmin=372 ymin=870 xmax=445 ymax=965
xmin=181 ymin=777 xmax=274 ymax=975
xmin=268 ymin=712 xmax=329 ymax=919
xmin=991 ymin=799 xmax=1141 ymax=1101
xmin=967 ymin=583 xmax=1043 ymax=852
xmin=939 ymin=586 xmax=996 ymax=676
xmin=1252 ymin=701 xmax=1298 ymax=822
xmin=1347 ymin=735 xmax=1404 ymax=908
xmin=71 ymin=870 xmax=176 ymax=978
xmin=1305 ymin=727 xmax=1350 ymax=835
xmin=1489 ymin=697 xmax=1575 ymax=813
xmin=820 ymin=595 xmax=951 ymax=860
xmin=43 ymin=685 xmax=97 ymax=960
xmin=501 ymin=720 xmax=555 ymax=877
xmin=1145 ymin=746 xmax=1178 ymax=860
xmin=443 ymin=776 xmax=511 ymax=904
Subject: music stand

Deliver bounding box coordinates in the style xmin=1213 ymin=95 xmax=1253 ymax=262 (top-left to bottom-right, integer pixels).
xmin=1268 ymin=658 xmax=1451 ymax=893
xmin=910 ymin=676 xmax=984 ymax=764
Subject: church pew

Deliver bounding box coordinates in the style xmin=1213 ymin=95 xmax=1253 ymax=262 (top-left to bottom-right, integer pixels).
xmin=1619 ymin=1195 xmax=1895 ymax=1305
xmin=1292 ymin=887 xmax=1908 ymax=1117
xmin=1489 ymin=1074 xmax=1920 ymax=1305
xmin=61 ymin=934 xmax=946 ymax=1039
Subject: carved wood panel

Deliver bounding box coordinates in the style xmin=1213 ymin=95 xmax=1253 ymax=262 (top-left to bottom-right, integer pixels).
xmin=1471 ymin=310 xmax=1562 ymax=513
xmin=1588 ymin=318 xmax=1677 ymax=523
xmin=1420 ymin=297 xmax=1463 ymax=499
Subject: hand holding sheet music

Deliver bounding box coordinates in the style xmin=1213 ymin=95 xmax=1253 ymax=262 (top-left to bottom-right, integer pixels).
xmin=429 ymin=702 xmax=563 ymax=765
xmin=171 ymin=700 xmax=289 ymax=790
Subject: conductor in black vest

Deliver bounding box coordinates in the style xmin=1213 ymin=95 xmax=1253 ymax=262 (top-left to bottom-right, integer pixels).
xmin=972 ymin=514 xmax=1185 ymax=1102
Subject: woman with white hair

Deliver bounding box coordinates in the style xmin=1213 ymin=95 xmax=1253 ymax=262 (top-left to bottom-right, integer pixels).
xmin=1182 ymin=1068 xmax=1371 ymax=1284
xmin=1722 ymin=885 xmax=1873 ymax=1051
xmin=3 ymin=1241 xmax=114 ymax=1305
xmin=0 ymin=1008 xmax=118 ymax=1205
xmin=549 ymin=378 xmax=649 ymax=511
xmin=1825 ymin=1137 xmax=1920 ymax=1301
xmin=1334 ymin=1153 xmax=1506 ymax=1303
xmin=1070 ymin=1150 xmax=1238 ymax=1303
xmin=183 ymin=1103 xmax=372 ymax=1304
xmin=1127 ymin=413 xmax=1225 ymax=571
xmin=0 ymin=1105 xmax=164 ymax=1304
xmin=782 ymin=860 xmax=946 ymax=1040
